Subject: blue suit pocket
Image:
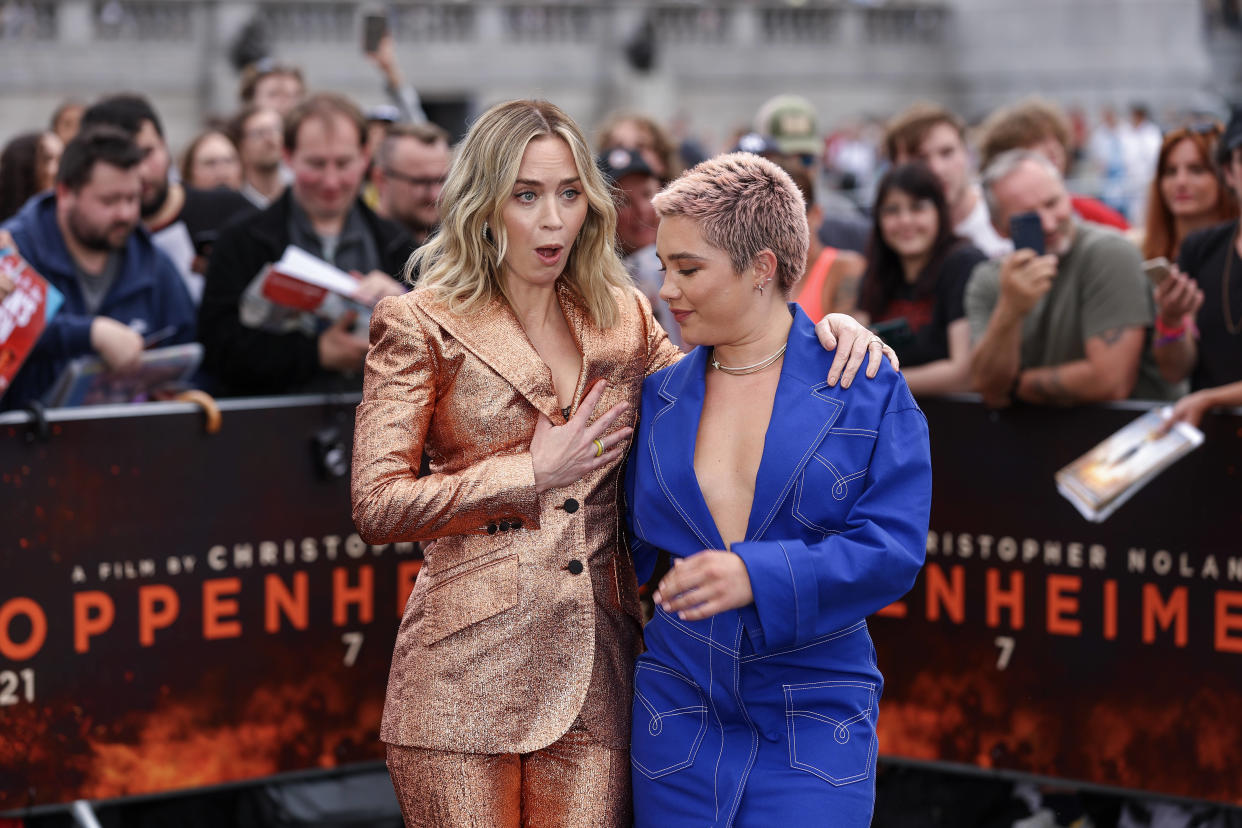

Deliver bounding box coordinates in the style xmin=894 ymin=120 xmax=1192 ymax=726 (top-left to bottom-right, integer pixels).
xmin=793 ymin=440 xmax=875 ymax=535
xmin=631 ymin=662 xmax=708 ymax=779
xmin=783 ymin=680 xmax=877 ymax=786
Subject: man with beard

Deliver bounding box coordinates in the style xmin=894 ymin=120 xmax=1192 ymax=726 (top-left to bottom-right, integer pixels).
xmin=370 ymin=122 xmax=450 ymax=246
xmin=0 ymin=126 xmax=195 ymax=410
xmin=230 ymin=105 xmax=290 ymax=209
xmin=81 ymin=95 xmax=255 ymax=305
xmin=966 ymin=150 xmax=1173 ymax=408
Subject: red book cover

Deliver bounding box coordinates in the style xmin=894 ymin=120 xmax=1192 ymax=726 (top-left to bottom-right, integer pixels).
xmin=0 ymin=246 xmax=64 ymax=397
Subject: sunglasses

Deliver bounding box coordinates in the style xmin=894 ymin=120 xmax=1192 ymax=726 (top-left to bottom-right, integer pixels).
xmin=1165 ymin=121 xmax=1223 ymax=139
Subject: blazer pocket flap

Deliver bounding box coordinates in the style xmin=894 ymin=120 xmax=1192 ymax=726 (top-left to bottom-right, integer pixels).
xmin=423 ymin=532 xmax=514 ymax=578
xmin=419 ymin=552 xmax=519 ymax=646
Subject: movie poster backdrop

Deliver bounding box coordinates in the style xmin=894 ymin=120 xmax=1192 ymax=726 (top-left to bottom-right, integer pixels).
xmin=0 ymin=396 xmax=1239 ymax=811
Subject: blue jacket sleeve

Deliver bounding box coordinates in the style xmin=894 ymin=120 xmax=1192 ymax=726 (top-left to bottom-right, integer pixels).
xmin=732 ymin=405 xmax=931 ymax=653
xmin=32 ymin=312 xmax=95 ymax=360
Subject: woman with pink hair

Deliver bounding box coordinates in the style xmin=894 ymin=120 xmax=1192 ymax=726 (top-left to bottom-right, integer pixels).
xmin=625 ymin=153 xmax=931 ymax=826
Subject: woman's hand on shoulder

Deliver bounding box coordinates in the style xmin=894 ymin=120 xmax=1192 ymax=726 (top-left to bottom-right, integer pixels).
xmin=530 ymin=380 xmax=632 ymax=493
xmin=653 ymin=550 xmax=753 ymax=621
xmin=815 ymin=313 xmax=900 ymax=388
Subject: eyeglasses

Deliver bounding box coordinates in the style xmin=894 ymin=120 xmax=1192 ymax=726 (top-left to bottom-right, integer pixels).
xmin=383 ymin=169 xmax=446 ymax=189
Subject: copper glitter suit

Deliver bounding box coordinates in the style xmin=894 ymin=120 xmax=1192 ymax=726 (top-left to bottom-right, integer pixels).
xmin=352 ymin=280 xmax=680 ymax=826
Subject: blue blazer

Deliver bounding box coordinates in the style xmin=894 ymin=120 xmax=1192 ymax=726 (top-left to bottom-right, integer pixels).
xmin=624 ymin=304 xmax=932 ymax=655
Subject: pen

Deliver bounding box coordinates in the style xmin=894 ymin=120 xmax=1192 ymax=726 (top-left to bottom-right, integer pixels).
xmin=1108 ymin=432 xmax=1158 ymax=467
xmin=142 ymin=326 xmax=176 ymax=349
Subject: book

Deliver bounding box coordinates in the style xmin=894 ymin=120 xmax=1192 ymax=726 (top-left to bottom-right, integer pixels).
xmin=1055 ymin=407 xmax=1204 ymax=523
xmin=239 ymin=245 xmax=371 ymax=335
xmin=0 ymin=245 xmax=64 ymax=399
xmin=43 ymin=343 xmax=203 ymax=408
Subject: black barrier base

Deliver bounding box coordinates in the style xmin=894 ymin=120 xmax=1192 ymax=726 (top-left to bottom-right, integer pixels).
xmin=18 ymin=764 xmax=401 ymax=828
xmin=5 ymin=394 xmax=1242 ymax=813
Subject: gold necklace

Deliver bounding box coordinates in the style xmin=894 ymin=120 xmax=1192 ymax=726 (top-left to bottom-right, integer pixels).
xmin=710 ymin=343 xmax=787 ymax=375
xmin=1223 ymin=224 xmax=1241 ymax=335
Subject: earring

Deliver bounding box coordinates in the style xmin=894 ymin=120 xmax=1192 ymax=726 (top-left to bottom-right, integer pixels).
xmin=482 ymin=220 xmax=494 ymax=243
xmin=754 ymin=277 xmax=770 ymax=295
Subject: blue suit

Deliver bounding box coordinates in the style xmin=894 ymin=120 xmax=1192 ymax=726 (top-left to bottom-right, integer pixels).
xmin=624 ymin=306 xmax=931 ymax=826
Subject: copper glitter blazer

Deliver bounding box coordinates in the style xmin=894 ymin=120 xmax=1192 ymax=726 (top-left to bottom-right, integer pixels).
xmin=352 ymin=280 xmax=680 ymax=754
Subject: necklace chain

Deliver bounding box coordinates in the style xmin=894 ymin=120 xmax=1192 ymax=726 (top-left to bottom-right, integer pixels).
xmin=710 ymin=343 xmax=787 ymax=375
xmin=1223 ymin=224 xmax=1242 ymax=336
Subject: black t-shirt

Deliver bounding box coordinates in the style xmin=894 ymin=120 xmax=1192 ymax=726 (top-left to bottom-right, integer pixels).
xmin=1177 ymin=221 xmax=1242 ymax=391
xmin=873 ymin=243 xmax=986 ymax=367
xmin=179 ymin=187 xmax=257 ymax=254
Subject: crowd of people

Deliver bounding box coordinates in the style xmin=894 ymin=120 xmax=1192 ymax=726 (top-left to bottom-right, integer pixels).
xmin=2 ymin=65 xmax=1239 ymax=427
xmin=2 ymin=41 xmax=1241 ymax=828
xmin=0 ymin=50 xmax=1232 ymax=414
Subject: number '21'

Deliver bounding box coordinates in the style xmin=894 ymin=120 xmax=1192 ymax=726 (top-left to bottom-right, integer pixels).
xmin=0 ymin=669 xmax=34 ymax=705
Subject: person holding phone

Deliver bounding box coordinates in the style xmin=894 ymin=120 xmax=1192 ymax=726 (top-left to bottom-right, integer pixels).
xmin=362 ymin=16 xmax=430 ymax=127
xmin=1151 ymin=111 xmax=1242 ymax=420
xmin=351 ymin=99 xmax=894 ymax=827
xmin=856 ymin=162 xmax=985 ymax=396
xmin=965 ymin=149 xmax=1176 ymax=407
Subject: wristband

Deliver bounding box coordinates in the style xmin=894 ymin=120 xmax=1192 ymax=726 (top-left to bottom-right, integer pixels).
xmin=1153 ymin=318 xmax=1198 ymax=347
xmin=1154 ymin=315 xmax=1187 ymax=338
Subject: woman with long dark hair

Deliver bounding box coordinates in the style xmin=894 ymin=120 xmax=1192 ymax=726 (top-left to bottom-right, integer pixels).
xmin=0 ymin=131 xmax=62 ymax=222
xmin=858 ymin=162 xmax=986 ymax=395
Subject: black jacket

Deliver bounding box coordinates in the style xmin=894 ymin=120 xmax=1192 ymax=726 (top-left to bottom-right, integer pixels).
xmin=198 ymin=190 xmax=414 ymax=396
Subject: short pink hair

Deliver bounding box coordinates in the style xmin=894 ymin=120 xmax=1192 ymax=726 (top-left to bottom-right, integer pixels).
xmin=652 ymin=152 xmax=808 ymax=295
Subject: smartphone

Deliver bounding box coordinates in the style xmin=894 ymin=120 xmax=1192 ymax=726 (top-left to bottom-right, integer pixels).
xmin=1009 ymin=211 xmax=1045 ymax=255
xmin=1143 ymin=257 xmax=1172 ymax=288
xmin=362 ymin=12 xmax=388 ymax=54
xmin=870 ymin=317 xmax=914 ymax=348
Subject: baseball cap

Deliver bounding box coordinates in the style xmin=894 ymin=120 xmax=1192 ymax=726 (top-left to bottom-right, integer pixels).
xmin=732 ymin=132 xmax=781 ymax=157
xmin=365 ymin=104 xmax=402 ymax=124
xmin=754 ymin=94 xmax=820 ymax=156
xmin=598 ymin=146 xmax=656 ymax=183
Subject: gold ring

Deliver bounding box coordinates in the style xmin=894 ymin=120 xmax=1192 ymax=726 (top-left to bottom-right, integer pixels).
xmin=593 ymin=438 xmax=605 ymax=458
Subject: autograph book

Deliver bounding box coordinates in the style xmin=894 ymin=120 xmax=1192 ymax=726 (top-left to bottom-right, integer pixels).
xmin=0 ymin=245 xmax=64 ymax=398
xmin=1055 ymin=407 xmax=1204 ymax=523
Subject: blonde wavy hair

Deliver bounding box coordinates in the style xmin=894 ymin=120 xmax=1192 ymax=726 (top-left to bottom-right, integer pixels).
xmin=407 ymin=99 xmax=632 ymax=328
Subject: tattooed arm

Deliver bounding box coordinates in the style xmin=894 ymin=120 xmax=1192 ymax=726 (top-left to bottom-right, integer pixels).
xmin=1016 ymin=325 xmax=1145 ymax=405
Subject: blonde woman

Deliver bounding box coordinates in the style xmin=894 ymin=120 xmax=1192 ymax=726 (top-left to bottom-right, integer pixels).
xmin=351 ymin=99 xmax=889 ymax=826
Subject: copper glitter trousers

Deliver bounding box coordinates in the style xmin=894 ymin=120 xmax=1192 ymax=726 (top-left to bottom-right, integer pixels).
xmin=385 ymin=719 xmax=632 ymax=828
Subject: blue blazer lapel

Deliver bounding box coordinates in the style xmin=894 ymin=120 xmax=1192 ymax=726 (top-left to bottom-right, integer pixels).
xmin=646 ymin=347 xmax=724 ymax=550
xmin=745 ymin=306 xmax=844 ymax=541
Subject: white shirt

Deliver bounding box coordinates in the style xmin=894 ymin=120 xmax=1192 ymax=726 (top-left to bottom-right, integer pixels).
xmin=955 ymin=188 xmax=1012 ymax=259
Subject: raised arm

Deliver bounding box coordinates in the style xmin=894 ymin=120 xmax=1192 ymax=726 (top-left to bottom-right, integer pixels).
xmin=969 ymin=250 xmax=1055 ymax=408
xmin=1150 ymin=265 xmax=1201 ymax=384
